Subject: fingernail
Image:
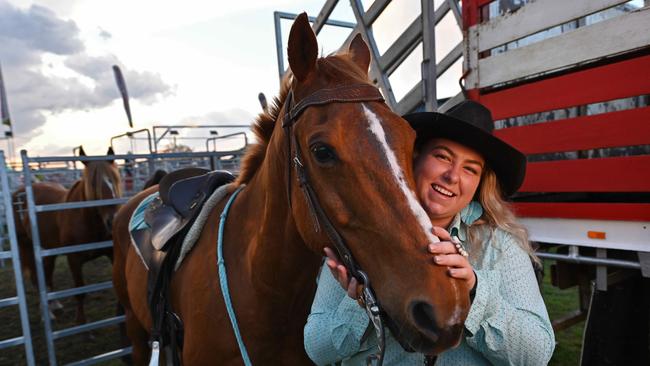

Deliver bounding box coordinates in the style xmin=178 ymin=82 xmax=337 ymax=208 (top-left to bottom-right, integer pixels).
xmin=428 ymin=244 xmax=435 ymax=252
xmin=433 ymin=256 xmax=439 ymax=264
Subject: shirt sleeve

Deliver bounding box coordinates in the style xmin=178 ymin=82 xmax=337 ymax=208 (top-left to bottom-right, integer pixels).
xmin=464 ymin=232 xmax=556 ymax=366
xmin=304 ymin=262 xmax=370 ymax=365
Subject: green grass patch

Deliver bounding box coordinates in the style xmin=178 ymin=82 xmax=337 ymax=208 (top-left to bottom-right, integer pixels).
xmin=542 ymin=261 xmax=586 ymax=366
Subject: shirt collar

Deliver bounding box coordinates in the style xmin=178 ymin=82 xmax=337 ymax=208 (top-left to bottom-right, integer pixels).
xmin=447 ymin=213 xmax=467 ymax=242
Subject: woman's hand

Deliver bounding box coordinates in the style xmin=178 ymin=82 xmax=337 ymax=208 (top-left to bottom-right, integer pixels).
xmin=324 ymin=247 xmax=361 ymax=300
xmin=429 ymin=227 xmax=476 ymax=290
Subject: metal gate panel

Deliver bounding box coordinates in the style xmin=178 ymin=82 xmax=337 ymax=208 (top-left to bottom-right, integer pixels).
xmin=0 ymin=150 xmax=35 ymax=365
xmin=20 ymin=147 xmax=247 ymax=365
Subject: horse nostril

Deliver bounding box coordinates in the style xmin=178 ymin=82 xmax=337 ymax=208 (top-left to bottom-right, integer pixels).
xmin=409 ymin=301 xmax=440 ymax=341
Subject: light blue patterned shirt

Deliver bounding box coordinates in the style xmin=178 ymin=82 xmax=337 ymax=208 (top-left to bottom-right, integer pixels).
xmin=304 ymin=215 xmax=555 ymax=365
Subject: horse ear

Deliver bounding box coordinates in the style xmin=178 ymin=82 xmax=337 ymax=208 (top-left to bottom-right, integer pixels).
xmin=348 ymin=33 xmax=371 ymax=73
xmin=288 ymin=13 xmax=318 ymax=82
xmin=78 ymin=145 xmax=88 ymax=166
xmin=106 ymin=146 xmax=115 ymax=164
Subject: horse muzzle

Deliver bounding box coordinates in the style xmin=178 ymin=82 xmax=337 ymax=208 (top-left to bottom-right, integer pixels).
xmin=384 ymin=298 xmax=466 ymax=355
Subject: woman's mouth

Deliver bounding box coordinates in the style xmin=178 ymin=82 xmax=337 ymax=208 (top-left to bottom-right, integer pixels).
xmin=432 ymin=184 xmax=456 ymax=198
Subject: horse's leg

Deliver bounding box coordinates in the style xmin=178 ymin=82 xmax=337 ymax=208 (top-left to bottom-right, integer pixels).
xmin=44 ymin=255 xmax=64 ymax=319
xmin=125 ymin=307 xmax=151 ymax=366
xmin=66 ymin=253 xmax=87 ymax=324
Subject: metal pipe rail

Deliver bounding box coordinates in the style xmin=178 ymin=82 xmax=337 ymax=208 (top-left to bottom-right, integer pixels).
xmin=18 ymin=146 xmax=249 ymax=365
xmin=47 ymin=281 xmax=114 ymax=302
xmin=52 ymin=315 xmax=126 ymax=340
xmin=205 ymin=131 xmax=249 ymax=152
xmin=35 ymin=198 xmax=129 ymax=212
xmin=23 ymin=149 xmax=246 ymax=163
xmin=41 ymin=240 xmax=113 ymax=257
xmin=110 ymin=128 xmax=153 ymax=154
xmin=152 ymin=124 xmax=250 ymax=152
xmin=65 ymin=347 xmax=133 ymax=366
xmin=275 ymin=0 xmax=464 ymax=114
xmin=273 ymin=10 xmax=356 ymax=79
xmin=538 ymin=251 xmax=642 ymax=270
xmin=19 ymin=149 xmax=133 ymax=365
xmin=0 ymin=150 xmax=35 ymax=365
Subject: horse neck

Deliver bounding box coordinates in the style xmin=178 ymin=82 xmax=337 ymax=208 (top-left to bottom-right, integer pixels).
xmin=238 ymin=148 xmax=321 ymax=290
xmin=227 ymin=128 xmax=322 ymax=330
xmin=63 ymin=180 xmax=103 ymax=230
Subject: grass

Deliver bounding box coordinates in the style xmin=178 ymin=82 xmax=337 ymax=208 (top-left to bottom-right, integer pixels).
xmin=0 ymin=256 xmax=585 ymax=365
xmin=542 ymin=262 xmax=586 ymax=366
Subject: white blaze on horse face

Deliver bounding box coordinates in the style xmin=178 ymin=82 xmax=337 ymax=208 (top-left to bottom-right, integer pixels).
xmin=103 ymin=177 xmax=116 ymax=198
xmin=362 ymin=105 xmax=440 ymax=245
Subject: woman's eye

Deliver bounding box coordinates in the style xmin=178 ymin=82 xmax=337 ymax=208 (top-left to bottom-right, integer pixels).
xmin=311 ymin=144 xmax=337 ymax=164
xmin=435 ymin=153 xmax=451 ymax=162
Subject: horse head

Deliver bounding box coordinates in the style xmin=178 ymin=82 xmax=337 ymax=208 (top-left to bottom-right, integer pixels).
xmin=78 ymin=146 xmax=122 ymax=233
xmin=240 ymin=14 xmax=470 ymax=355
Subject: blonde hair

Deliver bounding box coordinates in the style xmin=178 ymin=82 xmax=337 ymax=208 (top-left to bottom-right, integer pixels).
xmin=466 ymin=168 xmax=540 ymax=266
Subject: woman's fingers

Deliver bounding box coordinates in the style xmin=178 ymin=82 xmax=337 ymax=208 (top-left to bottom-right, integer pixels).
xmin=447 ymin=267 xmax=473 ymax=280
xmin=347 ymin=277 xmax=359 ymax=299
xmin=430 ymin=251 xmax=477 ymax=289
xmin=448 ymin=267 xmax=477 ymax=289
xmin=432 ymin=253 xmax=467 ymax=268
xmin=324 ymin=247 xmax=340 ymax=263
xmin=432 ymin=226 xmax=452 ymax=241
xmin=324 ymin=247 xmax=363 ymax=299
xmin=428 ymin=241 xmax=457 ymax=254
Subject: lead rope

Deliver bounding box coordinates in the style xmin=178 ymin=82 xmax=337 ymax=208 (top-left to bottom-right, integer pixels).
xmin=216 ymin=185 xmax=252 ymax=366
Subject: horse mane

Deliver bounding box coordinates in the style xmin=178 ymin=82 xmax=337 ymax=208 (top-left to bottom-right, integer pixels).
xmin=67 ymin=162 xmax=123 ymax=201
xmin=235 ymin=53 xmax=370 ymax=184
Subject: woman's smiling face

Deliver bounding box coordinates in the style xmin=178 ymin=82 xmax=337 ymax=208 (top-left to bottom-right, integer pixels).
xmin=414 ymin=138 xmax=484 ymax=227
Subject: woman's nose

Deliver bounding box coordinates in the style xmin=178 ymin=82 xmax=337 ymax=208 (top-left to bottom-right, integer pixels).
xmin=442 ymin=166 xmax=460 ymax=184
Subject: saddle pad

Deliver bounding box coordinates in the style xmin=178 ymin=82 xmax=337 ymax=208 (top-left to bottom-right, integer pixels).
xmin=128 ymin=191 xmax=160 ymax=270
xmin=128 ymin=184 xmax=236 ymax=271
xmin=174 ymin=183 xmax=235 ymax=271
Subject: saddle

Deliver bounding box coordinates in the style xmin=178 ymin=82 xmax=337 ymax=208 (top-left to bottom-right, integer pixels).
xmin=129 ymin=168 xmax=235 ymax=365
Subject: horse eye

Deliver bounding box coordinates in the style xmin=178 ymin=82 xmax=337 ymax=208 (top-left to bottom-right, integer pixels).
xmin=310 ymin=144 xmax=337 ymax=164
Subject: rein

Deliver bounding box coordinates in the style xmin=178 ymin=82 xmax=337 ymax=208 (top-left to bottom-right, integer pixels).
xmin=216 ymin=185 xmax=251 ymax=365
xmin=281 ymin=83 xmax=389 ymax=366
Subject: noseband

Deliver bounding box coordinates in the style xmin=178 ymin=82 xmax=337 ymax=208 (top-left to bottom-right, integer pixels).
xmin=282 ymin=83 xmax=389 ymax=366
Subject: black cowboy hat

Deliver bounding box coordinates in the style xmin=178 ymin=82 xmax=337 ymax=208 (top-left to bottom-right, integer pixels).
xmin=403 ymin=100 xmax=526 ymax=196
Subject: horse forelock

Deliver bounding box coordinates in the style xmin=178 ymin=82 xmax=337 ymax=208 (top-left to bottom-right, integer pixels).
xmin=81 ymin=162 xmax=122 ymax=201
xmin=235 ymin=53 xmax=370 ymax=185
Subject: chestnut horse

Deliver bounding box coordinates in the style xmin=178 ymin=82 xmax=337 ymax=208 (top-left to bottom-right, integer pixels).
xmin=112 ymin=14 xmax=470 ymax=365
xmin=14 ymin=146 xmax=122 ymax=324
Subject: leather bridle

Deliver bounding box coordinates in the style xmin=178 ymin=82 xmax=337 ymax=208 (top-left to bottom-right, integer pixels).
xmin=281 ymin=83 xmax=389 ymax=366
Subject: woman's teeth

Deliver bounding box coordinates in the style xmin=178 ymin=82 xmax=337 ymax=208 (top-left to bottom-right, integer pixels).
xmin=433 ymin=184 xmax=454 ymax=197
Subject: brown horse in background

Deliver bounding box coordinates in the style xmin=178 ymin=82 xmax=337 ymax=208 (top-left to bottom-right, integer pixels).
xmin=14 ymin=146 xmax=122 ymax=324
xmin=112 ymin=14 xmax=470 ymax=365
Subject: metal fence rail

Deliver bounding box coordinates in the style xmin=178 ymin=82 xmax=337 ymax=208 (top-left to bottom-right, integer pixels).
xmin=274 ymin=0 xmax=464 ymax=114
xmin=0 ymin=150 xmax=35 ymax=365
xmin=18 ymin=147 xmax=246 ymax=365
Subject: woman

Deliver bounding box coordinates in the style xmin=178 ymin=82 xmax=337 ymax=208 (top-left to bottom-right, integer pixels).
xmin=304 ymin=101 xmax=555 ymax=365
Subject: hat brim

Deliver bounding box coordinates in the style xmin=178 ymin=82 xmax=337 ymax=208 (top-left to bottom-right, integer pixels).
xmin=403 ymin=112 xmax=526 ymax=196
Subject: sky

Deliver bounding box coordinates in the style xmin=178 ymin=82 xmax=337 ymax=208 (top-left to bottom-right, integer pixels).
xmin=0 ymin=0 xmax=461 ymax=159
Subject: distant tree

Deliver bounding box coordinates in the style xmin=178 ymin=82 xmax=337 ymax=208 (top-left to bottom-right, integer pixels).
xmin=161 ymin=142 xmax=193 ymax=153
